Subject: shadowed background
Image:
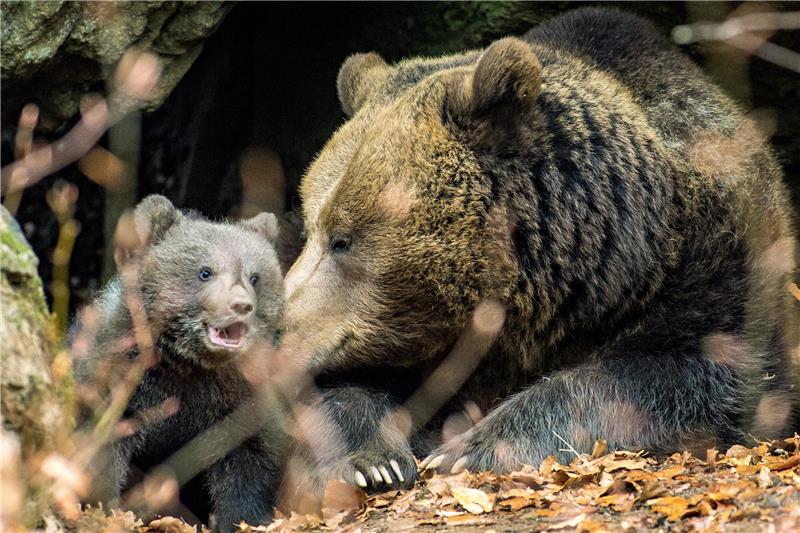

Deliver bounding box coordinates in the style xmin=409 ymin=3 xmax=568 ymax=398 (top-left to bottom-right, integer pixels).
xmin=2 ymin=1 xmax=798 ymax=316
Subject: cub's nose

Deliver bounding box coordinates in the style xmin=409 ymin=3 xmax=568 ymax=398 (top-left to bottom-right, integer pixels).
xmin=230 ymin=300 xmax=254 ymax=316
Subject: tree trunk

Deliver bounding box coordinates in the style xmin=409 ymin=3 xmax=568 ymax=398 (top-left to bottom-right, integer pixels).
xmin=1 ymin=206 xmax=74 ymax=529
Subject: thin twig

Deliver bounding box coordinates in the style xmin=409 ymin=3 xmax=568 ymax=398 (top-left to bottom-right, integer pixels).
xmin=552 ymin=430 xmax=591 ymax=467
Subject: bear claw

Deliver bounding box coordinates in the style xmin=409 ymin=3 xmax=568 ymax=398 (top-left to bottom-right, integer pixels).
xmin=379 ymin=465 xmax=393 ymax=484
xmin=369 ymin=466 xmax=382 ymax=484
xmin=390 ymin=459 xmax=404 ymax=482
xmin=349 ymin=458 xmax=416 ymax=489
xmin=420 ymin=454 xmax=446 ymax=471
xmin=450 ymin=456 xmax=469 ymax=474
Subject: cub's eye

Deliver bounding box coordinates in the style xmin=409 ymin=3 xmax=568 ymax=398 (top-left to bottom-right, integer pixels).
xmin=198 ymin=267 xmax=213 ymax=281
xmin=249 ymin=274 xmax=260 ymax=286
xmin=330 ymin=234 xmax=352 ymax=254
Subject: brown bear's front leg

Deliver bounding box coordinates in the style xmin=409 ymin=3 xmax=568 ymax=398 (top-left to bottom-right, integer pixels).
xmin=293 ymin=387 xmax=418 ymax=492
xmin=421 ymin=353 xmax=746 ymax=474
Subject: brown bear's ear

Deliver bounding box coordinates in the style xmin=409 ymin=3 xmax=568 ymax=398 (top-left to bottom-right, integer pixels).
xmin=448 ymin=38 xmax=543 ymax=151
xmin=133 ymin=194 xmax=181 ymax=248
xmin=469 ymin=37 xmax=542 ymax=118
xmin=337 ymin=52 xmax=390 ymax=117
xmin=240 ymin=212 xmax=279 ymax=244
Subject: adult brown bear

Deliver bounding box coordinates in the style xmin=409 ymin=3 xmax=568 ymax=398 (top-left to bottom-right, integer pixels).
xmin=281 ymin=8 xmax=800 ymax=490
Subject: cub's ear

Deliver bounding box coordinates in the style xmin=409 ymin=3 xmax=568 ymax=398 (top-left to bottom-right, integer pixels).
xmin=240 ymin=212 xmax=279 ymax=244
xmin=337 ymin=52 xmax=390 ymax=117
xmin=447 ymin=38 xmax=543 ymax=151
xmin=133 ymin=194 xmax=181 ymax=247
xmin=116 ymin=195 xmax=180 ymax=269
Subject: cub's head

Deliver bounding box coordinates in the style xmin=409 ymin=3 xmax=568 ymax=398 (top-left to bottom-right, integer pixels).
xmin=282 ymin=38 xmax=542 ymax=372
xmin=127 ymin=195 xmax=283 ymax=368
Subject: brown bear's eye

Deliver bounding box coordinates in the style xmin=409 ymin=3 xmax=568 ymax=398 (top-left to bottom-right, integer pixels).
xmin=249 ymin=274 xmax=260 ymax=286
xmin=198 ymin=267 xmax=213 ymax=281
xmin=330 ymin=234 xmax=352 ymax=254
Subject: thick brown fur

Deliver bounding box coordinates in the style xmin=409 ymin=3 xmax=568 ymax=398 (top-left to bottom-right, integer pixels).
xmin=282 ymin=8 xmax=800 ymax=489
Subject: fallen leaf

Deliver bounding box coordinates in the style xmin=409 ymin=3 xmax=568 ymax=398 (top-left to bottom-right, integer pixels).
xmin=146 ymin=516 xmax=196 ymax=533
xmin=451 ymin=486 xmax=494 ymax=514
xmin=508 ymin=465 xmax=544 ymax=488
xmin=706 ymin=448 xmax=718 ymax=467
xmin=768 ymin=454 xmax=800 ymax=471
xmin=444 ymin=513 xmax=495 ymax=526
xmin=596 ymin=493 xmax=636 ymax=513
xmin=726 ymin=445 xmax=752 ymax=459
xmin=321 ymin=479 xmax=364 ymax=528
xmin=601 ymin=458 xmax=649 ymax=472
xmin=788 ymin=282 xmax=800 ymax=301
xmin=757 ymin=466 xmax=772 ymax=488
xmin=590 ymin=440 xmax=608 ymax=460
xmin=708 ymin=482 xmax=745 ymax=501
xmin=578 ymin=516 xmax=610 ymax=532
xmin=497 ymin=496 xmax=538 ymax=512
xmin=638 ymin=481 xmax=670 ymax=502
xmin=648 ymin=496 xmax=700 ymax=521
xmin=656 ymin=465 xmax=685 ymax=480
xmin=546 ymin=513 xmax=588 ymax=530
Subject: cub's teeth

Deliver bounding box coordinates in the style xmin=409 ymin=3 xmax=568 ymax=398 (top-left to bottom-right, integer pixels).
xmin=207 ymin=322 xmax=247 ymax=348
xmin=354 ymin=470 xmax=367 ymax=488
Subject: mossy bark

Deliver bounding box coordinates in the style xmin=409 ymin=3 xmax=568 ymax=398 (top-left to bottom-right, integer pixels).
xmin=0 ymin=0 xmax=233 ymax=130
xmin=1 ymin=206 xmax=75 ymax=528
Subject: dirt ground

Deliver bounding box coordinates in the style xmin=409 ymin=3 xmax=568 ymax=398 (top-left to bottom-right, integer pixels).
xmin=59 ymin=436 xmax=800 ymax=533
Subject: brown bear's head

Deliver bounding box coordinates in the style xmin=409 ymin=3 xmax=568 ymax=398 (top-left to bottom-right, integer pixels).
xmin=283 ymin=39 xmax=544 ymax=372
xmin=127 ymin=195 xmax=284 ymax=368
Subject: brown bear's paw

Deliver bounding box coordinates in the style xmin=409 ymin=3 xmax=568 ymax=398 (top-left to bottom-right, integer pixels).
xmin=338 ymin=447 xmax=418 ymax=491
xmin=419 ymin=427 xmax=497 ymax=475
xmin=305 ymin=387 xmax=419 ymax=491
xmin=419 ymin=410 xmax=541 ymax=475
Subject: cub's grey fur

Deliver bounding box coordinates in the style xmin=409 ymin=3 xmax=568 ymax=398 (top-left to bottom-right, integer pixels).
xmin=73 ymin=195 xmax=286 ymax=532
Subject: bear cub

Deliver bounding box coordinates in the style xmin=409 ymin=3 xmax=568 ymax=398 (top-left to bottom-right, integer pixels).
xmin=73 ymin=195 xmax=286 ymax=532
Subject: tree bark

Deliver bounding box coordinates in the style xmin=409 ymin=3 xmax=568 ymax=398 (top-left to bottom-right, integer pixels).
xmin=1 ymin=206 xmax=74 ymax=529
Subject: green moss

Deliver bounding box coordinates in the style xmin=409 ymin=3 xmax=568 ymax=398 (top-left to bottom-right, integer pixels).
xmin=0 ymin=222 xmax=36 ymax=259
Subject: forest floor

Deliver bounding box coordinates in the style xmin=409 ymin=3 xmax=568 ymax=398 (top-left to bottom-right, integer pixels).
xmin=60 ymin=436 xmax=800 ymax=533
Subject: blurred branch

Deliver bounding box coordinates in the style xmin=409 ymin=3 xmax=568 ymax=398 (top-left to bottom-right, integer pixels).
xmin=673 ymin=12 xmax=800 ymax=72
xmin=0 ymin=50 xmax=161 ymax=197
xmin=1 ymin=98 xmax=111 ymax=196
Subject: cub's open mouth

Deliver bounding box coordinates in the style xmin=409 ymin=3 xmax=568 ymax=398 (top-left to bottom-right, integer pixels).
xmin=207 ymin=322 xmax=248 ymax=349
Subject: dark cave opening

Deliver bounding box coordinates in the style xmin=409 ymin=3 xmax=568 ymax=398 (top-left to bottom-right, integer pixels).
xmin=3 ymin=2 xmax=799 ymax=317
